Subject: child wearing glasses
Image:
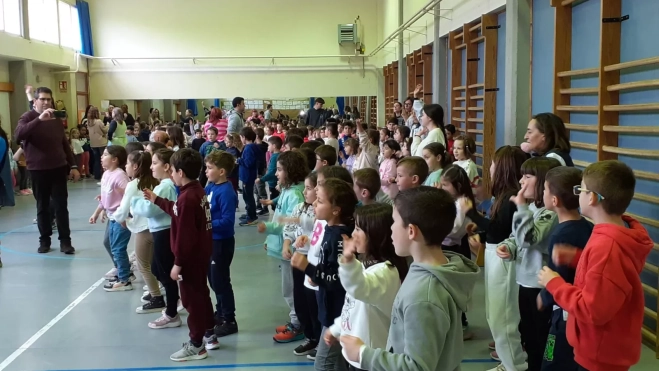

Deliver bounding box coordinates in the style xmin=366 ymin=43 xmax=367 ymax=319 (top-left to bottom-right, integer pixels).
xmin=539 ymin=161 xmax=653 ymax=371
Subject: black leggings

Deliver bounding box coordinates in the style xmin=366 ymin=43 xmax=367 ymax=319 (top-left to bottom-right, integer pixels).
xmin=151 ymin=229 xmax=181 ymax=318
xmin=293 ymin=266 xmax=321 ymax=342
xmin=18 ymin=166 xmax=28 ymax=190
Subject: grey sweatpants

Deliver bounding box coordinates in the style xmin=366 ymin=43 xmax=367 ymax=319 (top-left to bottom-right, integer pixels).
xmin=281 ymin=259 xmax=300 ymax=327
xmin=315 ymin=327 xmax=347 ymax=371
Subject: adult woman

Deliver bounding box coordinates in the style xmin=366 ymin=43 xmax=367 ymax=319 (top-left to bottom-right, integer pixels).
xmin=87 ymin=107 xmax=108 ymax=180
xmin=523 ymin=112 xmax=573 ymax=166
xmin=80 ymin=105 xmax=92 ymax=127
xmin=108 ymin=107 xmax=127 ymax=147
xmin=352 ymin=105 xmax=361 ymax=120
xmin=0 ymin=124 xmax=15 ymax=209
xmin=410 ymin=84 xmax=447 ymax=157
xmin=148 ymin=109 xmax=161 ymax=127
xmin=204 ymin=107 xmax=228 ymax=141
xmin=344 ymin=106 xmax=353 ymax=120
xmin=103 ymin=105 xmax=114 ymax=125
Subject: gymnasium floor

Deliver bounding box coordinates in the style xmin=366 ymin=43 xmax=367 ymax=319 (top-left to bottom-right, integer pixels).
xmin=0 ymin=181 xmax=656 ymax=371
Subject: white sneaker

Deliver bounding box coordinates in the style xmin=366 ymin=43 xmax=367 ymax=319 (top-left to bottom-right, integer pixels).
xmin=103 ymin=281 xmax=133 ymax=292
xmin=104 ymin=267 xmax=118 ymax=279
xmin=170 ymin=341 xmax=207 ymax=362
xmin=487 ymin=364 xmax=506 ymax=371
xmin=148 ymin=313 xmax=182 ymax=329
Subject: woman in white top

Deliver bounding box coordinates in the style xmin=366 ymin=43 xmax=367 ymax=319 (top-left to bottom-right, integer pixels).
xmin=410 ymin=84 xmax=447 ymax=157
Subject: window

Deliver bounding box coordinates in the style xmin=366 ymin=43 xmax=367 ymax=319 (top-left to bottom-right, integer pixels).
xmin=0 ymin=0 xmax=22 ymax=35
xmin=58 ymin=1 xmax=80 ymax=50
xmin=28 ymin=0 xmax=58 ymax=44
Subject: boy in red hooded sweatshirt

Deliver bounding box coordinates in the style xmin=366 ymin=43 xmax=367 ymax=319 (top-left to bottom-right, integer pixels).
xmin=538 ymin=160 xmax=653 ymax=371
xmin=143 ymin=148 xmax=216 ymax=362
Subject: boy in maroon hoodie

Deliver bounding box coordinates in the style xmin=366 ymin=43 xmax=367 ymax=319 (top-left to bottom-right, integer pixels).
xmin=538 ymin=160 xmax=653 ymax=371
xmin=143 ymin=148 xmax=216 ymax=362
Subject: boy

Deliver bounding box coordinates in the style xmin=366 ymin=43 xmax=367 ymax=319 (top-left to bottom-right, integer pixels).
xmin=125 ymin=126 xmax=138 ymax=143
xmin=341 ymin=186 xmax=479 ymax=370
xmin=191 ymin=129 xmax=206 ymax=152
xmin=273 ymin=121 xmax=286 ymax=141
xmin=254 ymin=128 xmax=269 ymax=216
xmin=538 ymin=166 xmax=593 ymax=371
xmin=237 ymin=127 xmax=261 ymax=226
xmin=539 ymin=160 xmax=653 ymax=371
xmin=323 ymin=123 xmax=340 ymax=162
xmin=338 ymin=121 xmax=354 ymax=159
xmin=396 ymin=157 xmax=429 ymax=191
xmin=284 ymin=135 xmax=304 ymax=152
xmin=199 ymin=127 xmax=225 ymax=158
xmin=314 ymin=145 xmax=338 ymax=171
xmin=257 ymin=136 xmax=282 ymax=213
xmin=353 ymin=168 xmax=393 ymax=206
xmin=144 ymin=148 xmax=216 ymax=361
xmin=204 ymin=150 xmax=239 ymax=337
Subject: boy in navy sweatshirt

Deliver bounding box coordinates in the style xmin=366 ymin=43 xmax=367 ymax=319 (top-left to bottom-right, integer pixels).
xmin=538 ymin=166 xmax=593 ymax=371
xmin=237 ymin=127 xmax=261 ymax=226
xmin=204 ymin=150 xmax=239 ymax=338
xmin=144 ymin=148 xmax=216 ymax=362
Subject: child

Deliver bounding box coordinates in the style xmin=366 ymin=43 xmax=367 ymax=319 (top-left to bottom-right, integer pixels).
xmin=13 ymin=145 xmax=30 ymax=195
xmin=354 ymin=168 xmax=393 ymax=206
xmin=257 ymin=151 xmax=307 ymax=342
xmin=191 ymin=129 xmax=205 ymax=152
xmin=204 ymin=150 xmax=239 ymax=337
xmin=537 ymin=166 xmax=593 ymax=371
xmin=143 ymin=148 xmax=217 ymax=361
xmin=353 ymin=120 xmax=379 ymax=172
xmin=283 ymin=172 xmax=322 ymax=355
xmin=223 ymin=133 xmax=241 ymax=199
xmin=379 ymin=139 xmax=400 ymax=199
xmin=341 ymin=186 xmax=479 ymax=370
xmin=423 ymin=142 xmax=450 ymax=187
xmin=386 ymin=117 xmax=398 ymax=138
xmin=237 ymin=128 xmax=261 ymax=226
xmin=255 ymin=128 xmax=270 ymax=216
xmin=273 ymin=121 xmax=286 ymax=141
xmin=126 ymin=126 xmax=138 ymax=143
xmin=440 ymin=165 xmax=475 ymax=259
xmin=257 ymin=136 xmax=282 ymax=212
xmin=290 ymin=178 xmax=357 ymax=370
xmin=339 ymin=121 xmax=354 ymax=157
xmin=285 ymin=135 xmax=304 ymax=152
xmin=395 ymin=157 xmax=429 ymax=192
xmin=199 ymin=127 xmax=225 ymax=158
xmin=146 ymin=141 xmax=167 ymax=154
xmin=540 ymin=161 xmax=653 ymax=371
xmin=314 ymin=145 xmax=338 ymax=171
xmin=400 ymin=137 xmax=413 ymax=158
xmin=341 ymin=138 xmax=358 ymax=173
xmin=89 ymin=146 xmax=132 ymax=291
xmin=445 ymin=124 xmax=456 ymax=158
xmin=131 ymin=149 xmax=182 ymax=330
xmin=323 ymin=123 xmax=340 ymax=162
xmin=113 ymin=151 xmax=163 ymax=312
xmin=453 ymin=135 xmax=480 ymax=188
xmin=264 ymin=125 xmax=274 ymax=142
xmin=496 ymin=157 xmax=561 ymax=370
xmin=70 ymin=129 xmax=86 ymax=180
xmin=394 ymin=126 xmax=410 ymax=157
xmin=325 ymin=203 xmax=409 ymax=369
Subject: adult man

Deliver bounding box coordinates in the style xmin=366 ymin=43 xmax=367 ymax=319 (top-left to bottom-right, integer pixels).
xmin=305 ymin=98 xmax=326 ymax=128
xmin=264 ymin=104 xmax=273 ymax=120
xmin=227 ymin=97 xmax=245 ymax=135
xmin=15 ymin=87 xmax=80 ymax=254
xmin=121 ymin=104 xmax=136 ymax=127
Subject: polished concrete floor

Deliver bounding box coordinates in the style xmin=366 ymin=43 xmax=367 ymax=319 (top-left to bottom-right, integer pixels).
xmin=0 ymin=180 xmax=657 ymax=371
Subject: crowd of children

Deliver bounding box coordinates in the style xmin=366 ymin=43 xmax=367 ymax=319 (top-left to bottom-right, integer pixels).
xmin=68 ymin=91 xmax=653 ymax=371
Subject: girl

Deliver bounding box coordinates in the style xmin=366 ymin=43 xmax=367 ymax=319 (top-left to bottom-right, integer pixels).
xmin=224 ymin=134 xmax=242 ymax=197
xmin=523 ymin=113 xmax=573 ymax=166
xmin=453 ymin=135 xmax=480 ymax=188
xmin=166 ymin=125 xmax=186 ymax=151
xmin=393 ymin=125 xmax=410 ymax=152
xmin=79 ymin=126 xmax=92 ymax=178
xmin=282 ymin=172 xmax=322 ymax=354
xmin=113 ymin=151 xmax=164 ymax=313
xmin=89 ymin=146 xmax=133 ymax=291
xmin=379 ymin=139 xmax=399 ymax=199
xmin=290 ymin=178 xmax=358 ymax=371
xmin=87 ymin=107 xmax=108 ymax=181
xmin=459 ymin=145 xmax=528 ymax=370
xmin=354 ymin=120 xmax=379 ymax=172
xmin=131 ymin=149 xmax=183 ymax=329
xmin=12 ymin=145 xmax=30 ymax=195
xmin=400 ymin=137 xmax=412 ymax=158
xmin=325 ymin=203 xmax=409 ymax=371
xmin=70 ymin=129 xmax=86 ymax=181
xmin=257 ymin=151 xmax=307 ymax=343
xmin=422 ymin=142 xmax=450 ymax=187
xmin=410 ymin=84 xmax=446 ymax=157
xmin=496 ymin=157 xmax=560 ymax=370
xmin=445 ymin=124 xmax=456 ymax=159
xmin=108 ymin=108 xmax=128 ymax=147
xmin=341 ymin=138 xmax=358 ymax=173
xmin=439 ymin=165 xmax=474 ymax=259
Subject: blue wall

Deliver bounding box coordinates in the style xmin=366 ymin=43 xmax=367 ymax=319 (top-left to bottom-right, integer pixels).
xmin=496 ymin=12 xmax=507 ymax=149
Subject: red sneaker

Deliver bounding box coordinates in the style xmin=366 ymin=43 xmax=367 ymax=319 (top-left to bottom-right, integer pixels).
xmin=275 ymin=322 xmax=292 ymax=334
xmin=273 ymin=327 xmax=304 ymax=343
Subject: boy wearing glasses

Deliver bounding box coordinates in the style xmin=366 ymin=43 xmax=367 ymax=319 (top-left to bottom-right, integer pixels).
xmin=538 ymin=161 xmax=653 ymax=371
xmin=536 ymin=166 xmax=593 ymax=370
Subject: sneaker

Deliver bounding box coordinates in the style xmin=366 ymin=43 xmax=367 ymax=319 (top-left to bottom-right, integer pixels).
xmin=170 ymin=341 xmax=208 ymax=362
xmin=239 ymin=214 xmax=248 ymax=220
xmin=487 ymin=364 xmax=506 ymax=371
xmin=37 ymin=244 xmax=51 ymax=254
xmin=293 ymin=339 xmax=318 ymax=356
xmin=203 ymin=333 xmax=220 ymax=350
xmin=19 ymin=189 xmax=31 ymax=196
xmin=214 ymin=320 xmax=238 ymax=337
xmin=136 ymin=296 xmax=166 ymax=314
xmin=275 ymin=322 xmax=293 ymax=334
xmin=490 ymin=351 xmax=501 ymax=362
xmin=59 ymin=243 xmax=75 ymax=255
xmin=488 ymin=341 xmax=496 ymax=350
xmin=306 ymin=349 xmax=317 ymax=361
xmin=273 ymin=326 xmax=304 ymax=343
xmin=109 ymin=273 xmax=136 ymax=283
xmin=148 ymin=313 xmax=182 ymax=329
xmin=239 ymin=219 xmax=259 ymax=227
xmin=141 ymin=292 xmax=153 ymax=303
xmin=257 ymin=209 xmax=270 ymax=217
xmin=104 ymin=267 xmax=118 ymax=279
xmin=103 ymin=281 xmax=133 ymax=292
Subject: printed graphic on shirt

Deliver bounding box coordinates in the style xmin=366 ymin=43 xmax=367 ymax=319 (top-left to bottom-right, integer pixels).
xmin=340 ymin=296 xmax=356 ymax=331
xmin=202 ymin=197 xmax=212 ymax=231
xmin=310 ymin=222 xmax=323 ymax=248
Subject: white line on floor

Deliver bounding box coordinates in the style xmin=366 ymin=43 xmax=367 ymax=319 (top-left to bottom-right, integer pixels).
xmin=0 ymin=277 xmax=105 ymax=371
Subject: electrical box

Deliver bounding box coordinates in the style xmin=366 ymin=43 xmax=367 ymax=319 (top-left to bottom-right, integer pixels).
xmin=338 ymin=24 xmax=359 ymax=45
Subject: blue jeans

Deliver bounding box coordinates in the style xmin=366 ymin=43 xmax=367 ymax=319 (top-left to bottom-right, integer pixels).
xmin=242 ymin=182 xmax=256 ymax=220
xmin=109 ymin=220 xmax=132 ymax=282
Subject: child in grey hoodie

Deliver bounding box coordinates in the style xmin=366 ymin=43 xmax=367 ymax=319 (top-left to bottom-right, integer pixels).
xmin=341 ymin=186 xmax=479 ymax=371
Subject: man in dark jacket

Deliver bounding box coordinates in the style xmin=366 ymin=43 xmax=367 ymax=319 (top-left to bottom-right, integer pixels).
xmin=305 ymin=98 xmax=328 ymax=128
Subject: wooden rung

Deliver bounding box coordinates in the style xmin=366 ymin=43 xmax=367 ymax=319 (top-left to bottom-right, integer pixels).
xmin=645 ymin=307 xmax=658 ymax=321
xmin=476 ymin=164 xmax=483 ymax=170
xmin=469 ymin=23 xmax=482 ymax=32
xmin=633 ymin=169 xmax=659 ymax=181
xmin=557 ymin=68 xmax=599 ymax=77
xmin=565 ymin=123 xmax=598 ymax=132
xmin=634 ymin=192 xmax=659 ymax=205
xmin=467 ymin=129 xmax=484 ymax=134
xmin=645 ymin=262 xmax=659 ymax=275
xmin=604 ymin=56 xmax=659 ymax=72
xmin=607 ymin=79 xmax=659 ymax=92
xmin=561 ymin=0 xmax=590 ymax=5
xmin=602 ymin=125 xmax=659 ymax=134
xmin=655 ymin=242 xmax=659 ymax=252
xmin=627 ymin=212 xmax=659 ymax=229
xmin=559 ymin=87 xmax=599 ymax=95
xmin=471 ymin=95 xmax=484 ymax=100
xmin=556 ymin=105 xmax=598 ymax=112
xmin=573 ymin=160 xmax=591 ymax=167
xmin=603 ymin=103 xmax=659 ymax=112
xmin=471 ymin=36 xmax=485 ymax=44
xmin=452 ymin=117 xmax=466 ymax=122
xmin=468 ymin=107 xmax=484 ymax=111
xmin=453 ymin=86 xmax=466 ymax=91
xmin=456 ymin=43 xmax=467 ymax=50
xmin=456 ymin=127 xmax=466 ymax=132
xmin=641 ymin=326 xmax=656 ymax=343
xmin=455 ymin=97 xmax=466 ymax=101
xmin=468 ymin=118 xmax=484 ymax=123
xmin=452 ymin=107 xmax=466 ymax=111
xmin=571 ymin=142 xmax=597 ymax=150
xmin=454 ymin=32 xmax=463 ymax=39
xmin=0 ymin=82 xmax=14 ymax=93
xmin=642 ymin=283 xmax=658 ymax=297
xmin=602 ymin=145 xmax=659 ymax=158
xmin=468 ymin=83 xmax=485 ymax=89
xmin=475 ymin=141 xmax=483 ymax=146
xmin=474 ymin=153 xmax=483 ymax=158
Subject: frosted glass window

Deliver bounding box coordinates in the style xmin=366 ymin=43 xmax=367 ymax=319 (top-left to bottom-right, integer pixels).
xmin=58 ymin=1 xmax=80 ymax=50
xmin=29 ymin=0 xmax=59 ymax=44
xmin=1 ymin=0 xmax=22 ymax=35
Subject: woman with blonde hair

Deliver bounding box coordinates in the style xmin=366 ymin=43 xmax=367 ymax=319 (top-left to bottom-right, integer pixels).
xmin=87 ymin=107 xmax=108 ymax=180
